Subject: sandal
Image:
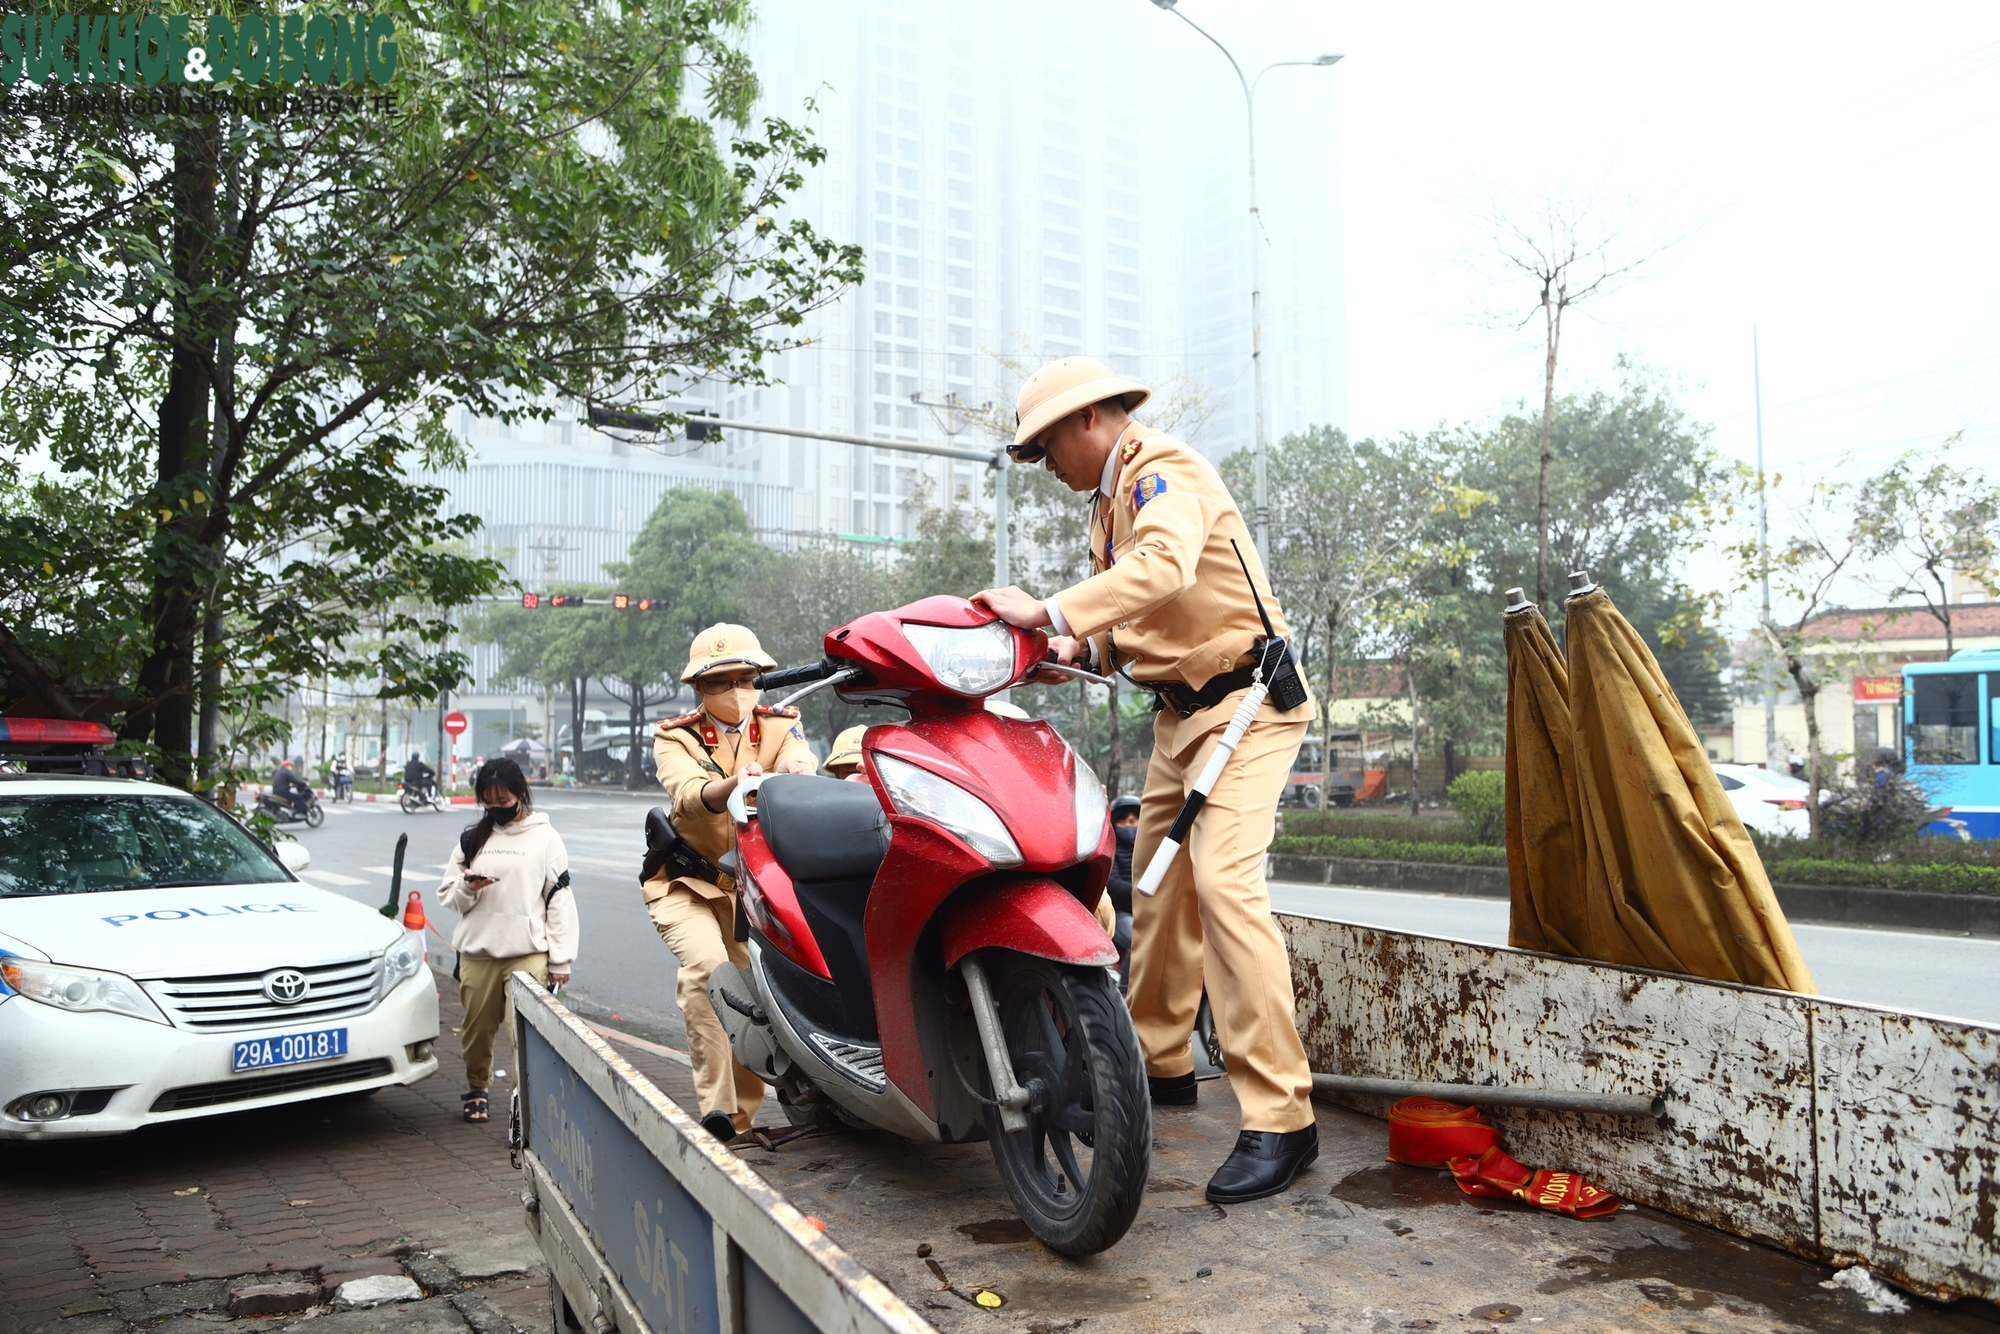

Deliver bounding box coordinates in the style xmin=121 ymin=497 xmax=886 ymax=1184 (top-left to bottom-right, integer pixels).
xmin=462 ymin=1090 xmax=490 ymax=1123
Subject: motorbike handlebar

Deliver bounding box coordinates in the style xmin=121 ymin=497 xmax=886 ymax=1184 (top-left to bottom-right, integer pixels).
xmin=755 ymin=659 xmax=836 ymax=690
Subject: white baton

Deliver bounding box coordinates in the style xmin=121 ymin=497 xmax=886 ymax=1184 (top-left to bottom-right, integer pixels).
xmin=1135 ymin=674 xmax=1269 ymax=896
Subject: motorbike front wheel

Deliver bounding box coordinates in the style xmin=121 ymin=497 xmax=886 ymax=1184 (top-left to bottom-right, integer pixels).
xmin=304 ymin=801 xmax=325 ymax=829
xmin=976 ymin=953 xmax=1149 ymax=1257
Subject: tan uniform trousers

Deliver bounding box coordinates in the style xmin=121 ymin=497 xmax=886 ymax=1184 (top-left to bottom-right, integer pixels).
xmin=458 ymin=952 xmax=548 ymax=1091
xmin=647 ymin=885 xmax=766 ymax=1133
xmin=1127 ymin=706 xmax=1315 ymax=1133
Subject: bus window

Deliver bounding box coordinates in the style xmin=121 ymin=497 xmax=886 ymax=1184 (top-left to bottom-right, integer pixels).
xmin=1991 ymin=676 xmax=2000 ymax=764
xmin=1911 ymin=673 xmax=1978 ymax=765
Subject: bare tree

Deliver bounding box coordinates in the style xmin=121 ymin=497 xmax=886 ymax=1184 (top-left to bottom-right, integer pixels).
xmin=1470 ymin=187 xmax=1690 ymax=608
xmin=1852 ymin=442 xmax=2000 ymax=655
xmin=1727 ymin=475 xmax=1868 ymax=838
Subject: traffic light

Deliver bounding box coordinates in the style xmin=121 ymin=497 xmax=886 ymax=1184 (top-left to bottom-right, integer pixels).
xmin=612 ymin=594 xmax=631 ymax=610
xmin=636 ymin=598 xmax=658 ymax=611
xmin=521 ymin=593 xmax=541 ymax=609
xmin=547 ymin=593 xmax=582 ymax=608
xmin=685 ymin=410 xmax=721 ymax=443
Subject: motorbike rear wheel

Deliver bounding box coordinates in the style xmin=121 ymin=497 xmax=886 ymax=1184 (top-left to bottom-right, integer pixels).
xmin=977 ymin=953 xmax=1149 ymax=1256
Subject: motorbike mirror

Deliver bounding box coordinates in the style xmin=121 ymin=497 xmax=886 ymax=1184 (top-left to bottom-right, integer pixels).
xmin=726 ymin=773 xmax=766 ymax=826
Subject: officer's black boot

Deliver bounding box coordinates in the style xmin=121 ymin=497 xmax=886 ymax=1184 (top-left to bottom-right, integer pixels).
xmin=1205 ymin=1124 xmax=1319 ymax=1204
xmin=1148 ymin=1071 xmax=1198 ymax=1106
xmin=701 ymin=1111 xmax=738 ymax=1142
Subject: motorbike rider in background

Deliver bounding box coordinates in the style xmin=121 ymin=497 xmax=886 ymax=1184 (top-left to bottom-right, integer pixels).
xmin=272 ymin=757 xmax=313 ymax=819
xmin=403 ymin=752 xmax=436 ymax=799
xmin=1108 ymin=793 xmax=1140 ymax=988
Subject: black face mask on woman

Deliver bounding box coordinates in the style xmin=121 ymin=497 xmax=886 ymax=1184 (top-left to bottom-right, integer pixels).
xmin=486 ymin=802 xmax=520 ymax=825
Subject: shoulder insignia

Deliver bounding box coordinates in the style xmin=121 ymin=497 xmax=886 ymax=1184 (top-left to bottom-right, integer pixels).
xmin=753 ymin=703 xmax=801 ymax=718
xmin=699 ymin=719 xmax=719 ymax=748
xmin=1133 ymin=473 xmax=1168 ymax=508
xmin=1119 ymin=436 xmax=1142 ymax=463
xmin=658 ymin=711 xmax=702 ymax=732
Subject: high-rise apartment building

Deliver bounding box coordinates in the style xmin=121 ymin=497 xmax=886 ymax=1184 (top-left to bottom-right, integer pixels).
xmin=445 ymin=0 xmax=1344 ymax=579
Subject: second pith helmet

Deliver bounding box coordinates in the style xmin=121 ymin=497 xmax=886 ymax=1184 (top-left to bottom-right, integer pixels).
xmin=681 ymin=623 xmax=777 ymax=683
xmin=1012 ymin=356 xmax=1151 ymax=449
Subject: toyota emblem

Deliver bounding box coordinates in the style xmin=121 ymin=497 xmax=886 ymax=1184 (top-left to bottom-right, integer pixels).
xmin=263 ymin=969 xmax=310 ymax=1005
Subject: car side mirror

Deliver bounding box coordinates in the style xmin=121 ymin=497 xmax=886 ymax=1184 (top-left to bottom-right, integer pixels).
xmin=275 ymin=840 xmax=311 ymax=874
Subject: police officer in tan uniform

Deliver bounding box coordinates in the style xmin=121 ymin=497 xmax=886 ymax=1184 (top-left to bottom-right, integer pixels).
xmin=974 ymin=357 xmax=1319 ymax=1203
xmin=649 ymin=624 xmax=817 ymax=1141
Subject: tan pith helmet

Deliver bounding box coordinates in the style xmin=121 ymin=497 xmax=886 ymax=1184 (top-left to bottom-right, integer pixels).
xmin=824 ymin=725 xmax=868 ymax=775
xmin=680 ymin=623 xmax=777 ymax=683
xmin=1012 ymin=356 xmax=1151 ymax=450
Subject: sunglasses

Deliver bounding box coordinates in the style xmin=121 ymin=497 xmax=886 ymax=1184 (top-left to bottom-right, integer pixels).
xmin=696 ymin=674 xmax=760 ymax=695
xmin=1005 ymin=440 xmax=1046 ymax=463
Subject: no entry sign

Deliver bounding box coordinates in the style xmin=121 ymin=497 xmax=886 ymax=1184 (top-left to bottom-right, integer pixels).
xmin=443 ymin=711 xmax=468 ymax=738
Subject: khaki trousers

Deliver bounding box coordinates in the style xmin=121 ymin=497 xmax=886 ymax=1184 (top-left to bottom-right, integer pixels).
xmin=1127 ymin=706 xmax=1315 ymax=1133
xmin=459 ymin=952 xmax=548 ymax=1092
xmin=647 ymin=887 xmax=766 ymax=1132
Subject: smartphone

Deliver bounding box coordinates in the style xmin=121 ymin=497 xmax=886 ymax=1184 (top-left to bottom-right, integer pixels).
xmin=465 ymin=873 xmax=495 ymax=889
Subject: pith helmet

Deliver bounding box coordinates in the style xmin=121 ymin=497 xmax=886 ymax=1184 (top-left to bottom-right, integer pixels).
xmin=680 ymin=623 xmax=777 ymax=683
xmin=824 ymin=725 xmax=868 ymax=775
xmin=1013 ymin=357 xmax=1151 ymax=449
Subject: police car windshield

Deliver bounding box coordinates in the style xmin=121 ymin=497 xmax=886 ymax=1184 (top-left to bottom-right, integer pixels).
xmin=0 ymin=796 xmax=288 ymax=897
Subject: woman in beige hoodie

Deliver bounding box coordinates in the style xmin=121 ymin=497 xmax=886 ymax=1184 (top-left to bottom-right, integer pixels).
xmin=438 ymin=758 xmax=578 ymax=1123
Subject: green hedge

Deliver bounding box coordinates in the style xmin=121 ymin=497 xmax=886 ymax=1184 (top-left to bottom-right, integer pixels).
xmin=1279 ymin=812 xmax=1484 ymax=845
xmin=1270 ymin=836 xmax=1508 ymax=868
xmin=1759 ymin=857 xmax=2000 ymax=896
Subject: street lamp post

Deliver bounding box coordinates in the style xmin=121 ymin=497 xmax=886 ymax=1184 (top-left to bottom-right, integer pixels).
xmin=1150 ymin=0 xmax=1339 ymax=565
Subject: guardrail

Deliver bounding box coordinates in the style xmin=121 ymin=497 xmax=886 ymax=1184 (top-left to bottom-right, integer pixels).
xmin=510 ymin=974 xmax=934 ymax=1334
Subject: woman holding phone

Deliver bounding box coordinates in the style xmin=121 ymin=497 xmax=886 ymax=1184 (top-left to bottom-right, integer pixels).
xmin=439 ymin=757 xmax=577 ymax=1124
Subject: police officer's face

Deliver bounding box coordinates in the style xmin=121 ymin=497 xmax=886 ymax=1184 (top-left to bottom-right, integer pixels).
xmin=698 ymin=668 xmax=761 ymax=724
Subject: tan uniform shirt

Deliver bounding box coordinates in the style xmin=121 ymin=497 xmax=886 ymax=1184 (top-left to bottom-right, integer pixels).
xmin=1052 ymin=422 xmax=1294 ymax=695
xmin=647 ymin=703 xmax=817 ymax=902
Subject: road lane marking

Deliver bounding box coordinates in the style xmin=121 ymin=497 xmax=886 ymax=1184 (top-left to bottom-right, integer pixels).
xmin=300 ymin=869 xmax=370 ymax=885
xmin=585 ymin=1021 xmax=693 ymax=1068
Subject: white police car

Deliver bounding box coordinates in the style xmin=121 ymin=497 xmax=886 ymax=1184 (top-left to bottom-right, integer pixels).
xmin=0 ymin=771 xmax=439 ymax=1138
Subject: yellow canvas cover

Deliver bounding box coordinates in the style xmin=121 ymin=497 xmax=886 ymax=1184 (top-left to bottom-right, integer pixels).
xmin=1500 ymin=602 xmax=1581 ymax=954
xmin=1555 ymin=586 xmax=1816 ymax=992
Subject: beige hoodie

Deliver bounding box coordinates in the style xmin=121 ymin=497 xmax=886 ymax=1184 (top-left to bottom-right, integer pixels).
xmin=437 ymin=810 xmax=579 ymax=969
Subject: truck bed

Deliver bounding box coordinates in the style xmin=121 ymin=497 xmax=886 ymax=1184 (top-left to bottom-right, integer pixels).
xmin=596 ymin=1036 xmax=1986 ymax=1333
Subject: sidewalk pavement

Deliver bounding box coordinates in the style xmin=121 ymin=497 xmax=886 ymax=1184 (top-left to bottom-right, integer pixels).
xmin=0 ymin=971 xmax=546 ymax=1334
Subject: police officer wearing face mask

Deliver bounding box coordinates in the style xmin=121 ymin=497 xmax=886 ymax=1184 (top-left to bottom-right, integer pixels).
xmin=648 ymin=624 xmax=816 ymax=1142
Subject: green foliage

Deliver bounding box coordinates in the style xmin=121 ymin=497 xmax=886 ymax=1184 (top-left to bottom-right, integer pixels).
xmin=1817 ymin=773 xmax=1938 ymax=847
xmin=1280 ymin=811 xmax=1487 ymax=845
xmin=1445 ymin=771 xmax=1507 ymax=845
xmin=1269 ymin=836 xmax=1509 ymax=868
xmin=1754 ymin=857 xmax=2000 ymax=897
xmin=0 ymin=0 xmax=860 ymax=789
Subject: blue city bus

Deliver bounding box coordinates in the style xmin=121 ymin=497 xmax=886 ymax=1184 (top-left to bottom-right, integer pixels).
xmin=1905 ymin=648 xmax=2000 ymax=838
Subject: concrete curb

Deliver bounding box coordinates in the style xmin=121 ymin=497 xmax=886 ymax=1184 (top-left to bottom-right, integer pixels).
xmin=1268 ymin=853 xmax=2000 ymax=938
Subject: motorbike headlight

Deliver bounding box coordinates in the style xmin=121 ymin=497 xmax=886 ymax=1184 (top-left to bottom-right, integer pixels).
xmin=875 ymin=753 xmax=1023 ymax=867
xmin=902 ymin=620 xmax=1018 ymax=696
xmin=0 ymin=959 xmax=169 ymax=1025
xmin=381 ymin=932 xmax=424 ymax=990
xmin=1073 ymin=753 xmax=1108 ymax=862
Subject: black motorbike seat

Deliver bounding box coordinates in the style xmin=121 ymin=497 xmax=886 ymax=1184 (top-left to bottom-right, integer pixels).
xmin=757 ymin=776 xmax=890 ymax=885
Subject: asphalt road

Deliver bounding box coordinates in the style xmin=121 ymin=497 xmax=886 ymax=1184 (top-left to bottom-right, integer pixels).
xmin=289 ymin=790 xmax=2000 ymax=1042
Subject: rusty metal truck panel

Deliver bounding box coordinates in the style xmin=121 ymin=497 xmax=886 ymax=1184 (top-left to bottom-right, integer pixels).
xmin=1283 ymin=912 xmax=2000 ymax=1302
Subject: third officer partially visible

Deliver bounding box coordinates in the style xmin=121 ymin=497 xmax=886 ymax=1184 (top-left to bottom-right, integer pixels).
xmin=648 ymin=624 xmax=817 ymax=1141
xmin=973 ymin=356 xmax=1319 ymax=1204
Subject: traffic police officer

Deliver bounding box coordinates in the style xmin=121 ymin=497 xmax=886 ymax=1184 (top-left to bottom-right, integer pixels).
xmin=974 ymin=356 xmax=1319 ymax=1204
xmin=649 ymin=624 xmax=817 ymax=1141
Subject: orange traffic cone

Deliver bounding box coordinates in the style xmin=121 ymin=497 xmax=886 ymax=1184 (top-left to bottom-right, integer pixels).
xmin=402 ymin=890 xmax=426 ymax=931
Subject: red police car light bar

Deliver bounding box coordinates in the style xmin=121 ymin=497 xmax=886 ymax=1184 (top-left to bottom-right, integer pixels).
xmin=0 ymin=719 xmax=117 ymax=747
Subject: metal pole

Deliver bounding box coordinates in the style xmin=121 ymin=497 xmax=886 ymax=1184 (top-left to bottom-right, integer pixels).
xmin=993 ymin=462 xmax=1010 ymax=589
xmin=1246 ymin=92 xmax=1269 ymax=565
xmin=1755 ymin=326 xmax=1778 ymax=772
xmin=1312 ymin=1074 xmax=1666 ymax=1121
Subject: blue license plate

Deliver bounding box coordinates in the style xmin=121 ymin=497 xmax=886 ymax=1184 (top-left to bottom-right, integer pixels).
xmin=233 ymin=1027 xmax=348 ymax=1073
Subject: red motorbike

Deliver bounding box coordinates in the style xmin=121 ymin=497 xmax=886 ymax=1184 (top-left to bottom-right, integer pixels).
xmin=706 ymin=596 xmax=1148 ymax=1254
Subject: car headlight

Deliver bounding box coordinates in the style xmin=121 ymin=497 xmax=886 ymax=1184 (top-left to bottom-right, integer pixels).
xmin=875 ymin=753 xmax=1023 ymax=867
xmin=0 ymin=959 xmax=169 ymax=1025
xmin=1073 ymin=753 xmax=1108 ymax=862
xmin=381 ymin=933 xmax=424 ymax=990
xmin=901 ymin=620 xmax=1018 ymax=696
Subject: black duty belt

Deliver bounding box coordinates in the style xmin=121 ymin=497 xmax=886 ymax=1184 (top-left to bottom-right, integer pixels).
xmin=1136 ymin=638 xmax=1308 ymax=718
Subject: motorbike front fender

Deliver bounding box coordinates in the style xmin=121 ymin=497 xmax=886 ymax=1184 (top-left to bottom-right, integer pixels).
xmin=939 ymin=878 xmax=1118 ymax=971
